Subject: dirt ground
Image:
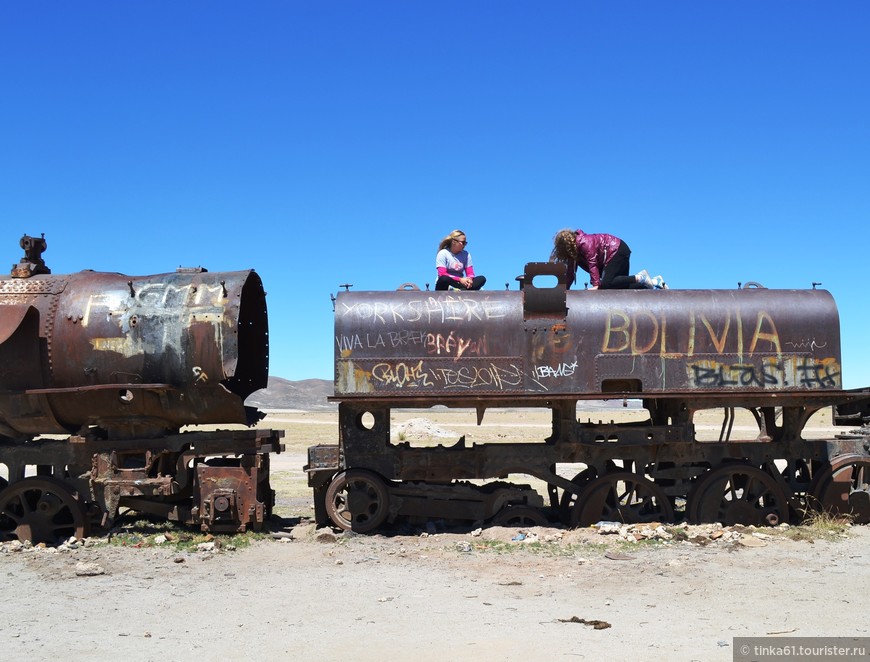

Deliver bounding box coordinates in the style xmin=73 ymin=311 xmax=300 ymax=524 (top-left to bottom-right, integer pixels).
xmin=2 ymin=407 xmax=868 ymax=662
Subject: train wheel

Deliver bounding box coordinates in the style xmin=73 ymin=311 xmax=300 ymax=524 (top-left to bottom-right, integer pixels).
xmin=687 ymin=464 xmax=789 ymax=526
xmin=558 ymin=468 xmax=598 ymax=525
xmin=491 ymin=505 xmax=549 ymax=527
xmin=325 ymin=469 xmax=390 ymax=533
xmin=0 ymin=477 xmax=89 ymax=545
xmin=809 ymin=455 xmax=870 ymax=524
xmin=569 ymin=471 xmax=674 ymax=528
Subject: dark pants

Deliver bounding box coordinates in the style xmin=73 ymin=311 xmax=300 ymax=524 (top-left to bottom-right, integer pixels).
xmin=435 ymin=275 xmax=487 ymax=291
xmin=599 ymin=241 xmax=643 ymax=289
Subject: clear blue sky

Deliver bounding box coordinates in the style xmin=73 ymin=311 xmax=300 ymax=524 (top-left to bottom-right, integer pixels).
xmin=2 ymin=3 xmax=868 ymax=387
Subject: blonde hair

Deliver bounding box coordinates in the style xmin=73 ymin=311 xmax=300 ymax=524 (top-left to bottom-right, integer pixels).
xmin=550 ymin=228 xmax=577 ymax=263
xmin=438 ymin=229 xmax=467 ymax=251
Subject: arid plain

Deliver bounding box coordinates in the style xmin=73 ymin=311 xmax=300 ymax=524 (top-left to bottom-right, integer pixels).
xmin=1 ymin=405 xmax=868 ymax=662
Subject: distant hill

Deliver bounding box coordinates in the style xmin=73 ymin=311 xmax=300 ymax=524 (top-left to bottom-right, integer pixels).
xmin=246 ymin=377 xmax=336 ymax=411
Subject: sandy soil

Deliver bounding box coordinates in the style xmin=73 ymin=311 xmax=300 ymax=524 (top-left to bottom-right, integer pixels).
xmin=1 ymin=407 xmax=868 ymax=662
xmin=3 ymin=522 xmax=868 ymax=661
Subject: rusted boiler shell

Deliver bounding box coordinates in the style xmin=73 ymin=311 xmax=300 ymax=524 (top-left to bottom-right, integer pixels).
xmin=0 ymin=268 xmax=268 ymax=437
xmin=334 ymin=286 xmax=841 ymax=397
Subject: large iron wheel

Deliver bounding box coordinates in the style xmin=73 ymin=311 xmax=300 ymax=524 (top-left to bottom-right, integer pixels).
xmin=491 ymin=505 xmax=549 ymax=528
xmin=325 ymin=469 xmax=390 ymax=533
xmin=687 ymin=464 xmax=789 ymax=526
xmin=569 ymin=471 xmax=674 ymax=528
xmin=558 ymin=467 xmax=598 ymax=525
xmin=809 ymin=454 xmax=870 ymax=524
xmin=0 ymin=477 xmax=89 ymax=545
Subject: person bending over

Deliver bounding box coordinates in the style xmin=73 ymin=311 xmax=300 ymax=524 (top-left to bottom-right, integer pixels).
xmin=550 ymin=228 xmax=666 ymax=290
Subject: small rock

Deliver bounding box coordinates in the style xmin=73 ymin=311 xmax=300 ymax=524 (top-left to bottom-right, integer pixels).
xmin=271 ymin=531 xmax=295 ymax=540
xmin=75 ymin=561 xmax=106 ymax=576
xmin=594 ymin=521 xmax=622 ymax=534
xmin=604 ymin=550 xmax=636 ymax=561
xmin=652 ymin=526 xmax=673 ymax=540
xmin=314 ymin=529 xmax=338 ymax=544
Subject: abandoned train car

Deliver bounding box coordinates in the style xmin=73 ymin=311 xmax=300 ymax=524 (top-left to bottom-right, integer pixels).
xmin=308 ymin=262 xmax=870 ymax=532
xmin=0 ymin=235 xmax=283 ymax=544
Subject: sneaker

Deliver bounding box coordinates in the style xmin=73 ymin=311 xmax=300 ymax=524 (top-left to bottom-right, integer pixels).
xmin=635 ymin=270 xmax=653 ymax=288
xmin=649 ymin=275 xmax=666 ymax=289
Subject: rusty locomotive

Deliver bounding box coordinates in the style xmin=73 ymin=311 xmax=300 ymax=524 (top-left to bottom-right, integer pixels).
xmin=308 ymin=262 xmax=870 ymax=532
xmin=0 ymin=235 xmax=283 ymax=544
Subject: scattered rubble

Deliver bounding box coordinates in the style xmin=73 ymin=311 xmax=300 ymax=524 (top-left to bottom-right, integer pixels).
xmin=0 ymin=518 xmax=839 ymax=561
xmin=584 ymin=520 xmax=785 ymax=546
xmin=0 ymin=536 xmax=107 ymax=555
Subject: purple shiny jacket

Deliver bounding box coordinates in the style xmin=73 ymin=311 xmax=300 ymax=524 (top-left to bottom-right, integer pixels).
xmin=570 ymin=230 xmax=623 ymax=288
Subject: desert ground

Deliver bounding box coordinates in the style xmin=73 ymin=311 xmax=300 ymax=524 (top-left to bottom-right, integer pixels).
xmin=1 ymin=406 xmax=868 ymax=662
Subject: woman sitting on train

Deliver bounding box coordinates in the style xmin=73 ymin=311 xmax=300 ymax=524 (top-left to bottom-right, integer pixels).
xmin=550 ymin=228 xmax=667 ymax=290
xmin=435 ymin=229 xmax=487 ymax=291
